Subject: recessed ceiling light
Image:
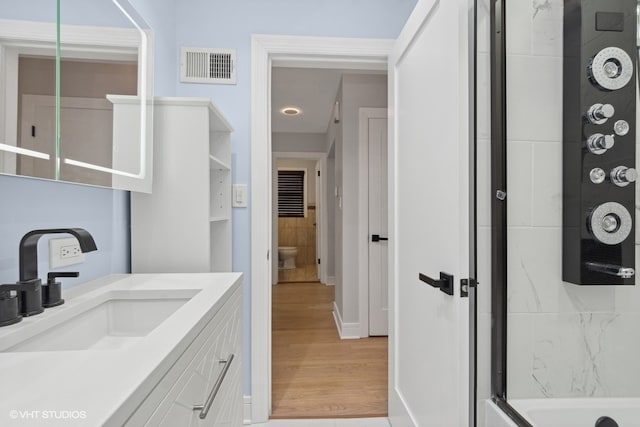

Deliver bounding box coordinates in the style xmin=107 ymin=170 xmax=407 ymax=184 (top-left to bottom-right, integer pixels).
xmin=281 ymin=107 xmax=301 ymax=116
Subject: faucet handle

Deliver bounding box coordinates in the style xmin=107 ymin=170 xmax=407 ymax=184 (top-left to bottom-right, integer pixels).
xmin=0 ymin=283 xmax=20 ymax=299
xmin=43 ymin=272 xmax=77 ymax=308
xmin=0 ymin=280 xmax=40 ymax=303
xmin=0 ymin=279 xmax=40 ymax=294
xmin=47 ymin=272 xmax=79 ymax=285
xmin=0 ymin=286 xmax=22 ymax=326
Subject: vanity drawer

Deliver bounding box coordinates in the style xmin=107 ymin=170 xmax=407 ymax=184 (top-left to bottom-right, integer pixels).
xmin=125 ymin=286 xmax=242 ymax=427
xmin=167 ymin=340 xmax=241 ymax=426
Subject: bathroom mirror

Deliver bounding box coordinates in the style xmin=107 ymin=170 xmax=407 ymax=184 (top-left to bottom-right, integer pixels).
xmin=0 ymin=0 xmax=153 ymax=192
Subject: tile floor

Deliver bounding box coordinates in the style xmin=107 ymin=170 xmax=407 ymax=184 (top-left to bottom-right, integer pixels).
xmin=254 ymin=418 xmax=390 ymax=427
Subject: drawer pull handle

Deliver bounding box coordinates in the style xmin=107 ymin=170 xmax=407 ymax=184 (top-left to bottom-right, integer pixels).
xmin=193 ymin=353 xmax=235 ymax=419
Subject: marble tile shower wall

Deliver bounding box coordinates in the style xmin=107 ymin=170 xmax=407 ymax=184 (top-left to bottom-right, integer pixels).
xmin=504 ymin=0 xmax=640 ymax=399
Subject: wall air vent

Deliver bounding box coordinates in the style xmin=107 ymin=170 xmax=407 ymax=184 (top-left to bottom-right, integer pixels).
xmin=180 ymin=47 xmax=236 ymax=84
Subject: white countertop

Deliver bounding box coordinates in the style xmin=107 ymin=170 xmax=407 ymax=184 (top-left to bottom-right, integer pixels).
xmin=0 ymin=272 xmax=242 ymax=426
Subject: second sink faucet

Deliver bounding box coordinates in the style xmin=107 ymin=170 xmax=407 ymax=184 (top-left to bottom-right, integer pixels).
xmin=18 ymin=228 xmax=97 ymax=316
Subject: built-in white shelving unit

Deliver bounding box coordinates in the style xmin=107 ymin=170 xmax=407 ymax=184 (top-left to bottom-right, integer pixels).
xmin=131 ymin=97 xmax=233 ymax=273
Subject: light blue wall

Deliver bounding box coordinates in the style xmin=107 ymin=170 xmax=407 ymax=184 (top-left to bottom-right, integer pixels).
xmin=129 ymin=0 xmax=177 ymax=96
xmin=173 ymin=0 xmax=418 ymax=394
xmin=0 ymin=0 xmax=57 ymax=23
xmin=0 ymin=174 xmax=129 ymax=288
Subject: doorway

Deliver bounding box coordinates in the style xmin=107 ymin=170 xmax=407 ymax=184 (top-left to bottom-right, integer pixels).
xmin=250 ymin=35 xmax=394 ymax=423
xmin=253 ymin=2 xmax=477 ymax=424
xmin=269 ymin=66 xmax=389 ymax=418
xmin=361 ymin=108 xmax=389 ymax=337
xmin=272 ymin=152 xmax=324 ymax=285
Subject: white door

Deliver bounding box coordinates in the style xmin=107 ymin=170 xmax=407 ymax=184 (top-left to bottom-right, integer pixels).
xmin=315 ymin=161 xmax=322 ymax=281
xmin=20 ymin=94 xmax=113 ymax=187
xmin=388 ymin=0 xmax=473 ymax=426
xmin=365 ymin=109 xmax=389 ymax=336
xmin=18 ymin=99 xmax=55 ymax=179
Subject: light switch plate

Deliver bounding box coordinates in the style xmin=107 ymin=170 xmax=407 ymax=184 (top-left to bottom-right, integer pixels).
xmin=232 ymin=184 xmax=248 ymax=208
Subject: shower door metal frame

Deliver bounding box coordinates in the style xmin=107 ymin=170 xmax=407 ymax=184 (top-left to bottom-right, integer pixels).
xmin=491 ymin=1 xmax=640 ymax=425
xmin=489 ymin=0 xmax=533 ymax=425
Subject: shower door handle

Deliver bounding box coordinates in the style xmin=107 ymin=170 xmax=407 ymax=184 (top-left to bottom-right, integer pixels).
xmin=371 ymin=234 xmax=388 ymax=242
xmin=419 ymin=271 xmax=454 ymax=296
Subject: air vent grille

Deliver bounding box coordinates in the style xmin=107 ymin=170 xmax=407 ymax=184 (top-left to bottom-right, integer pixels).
xmin=180 ymin=47 xmax=236 ymax=84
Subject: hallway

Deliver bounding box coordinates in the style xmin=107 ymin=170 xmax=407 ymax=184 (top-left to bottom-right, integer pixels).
xmin=271 ymin=282 xmax=388 ymax=419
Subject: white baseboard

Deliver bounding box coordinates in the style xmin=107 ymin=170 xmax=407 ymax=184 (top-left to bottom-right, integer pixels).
xmin=326 ymin=276 xmax=336 ymax=286
xmin=332 ymin=301 xmax=360 ymax=339
xmin=243 ymin=395 xmax=251 ymax=425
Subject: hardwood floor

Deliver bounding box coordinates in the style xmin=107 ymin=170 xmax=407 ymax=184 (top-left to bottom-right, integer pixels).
xmin=271 ymin=282 xmax=388 ymax=419
xmin=278 ymin=264 xmax=318 ymax=283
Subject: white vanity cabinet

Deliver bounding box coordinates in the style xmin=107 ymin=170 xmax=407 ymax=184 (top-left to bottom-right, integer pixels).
xmin=131 ymin=97 xmax=233 ymax=273
xmin=0 ymin=273 xmax=243 ymax=427
xmin=124 ymin=283 xmax=242 ymax=427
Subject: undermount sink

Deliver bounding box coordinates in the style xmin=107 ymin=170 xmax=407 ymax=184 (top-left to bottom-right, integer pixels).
xmin=3 ymin=289 xmax=200 ymax=352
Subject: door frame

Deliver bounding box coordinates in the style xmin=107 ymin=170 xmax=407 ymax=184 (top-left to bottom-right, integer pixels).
xmin=358 ymin=107 xmax=388 ymax=337
xmin=315 ymin=161 xmax=322 ymax=282
xmin=251 ymin=34 xmax=393 ymax=423
xmin=272 ymin=151 xmax=327 ymax=285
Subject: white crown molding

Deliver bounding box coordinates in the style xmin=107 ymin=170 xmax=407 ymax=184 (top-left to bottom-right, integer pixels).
xmin=0 ymin=19 xmax=143 ymax=51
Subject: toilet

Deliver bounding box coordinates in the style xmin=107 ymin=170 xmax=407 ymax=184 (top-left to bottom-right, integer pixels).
xmin=278 ymin=246 xmax=298 ymax=269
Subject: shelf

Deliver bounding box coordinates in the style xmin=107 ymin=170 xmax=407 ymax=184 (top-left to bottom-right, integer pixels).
xmin=132 ymin=98 xmax=232 ymax=273
xmin=209 ymin=154 xmax=231 ymax=171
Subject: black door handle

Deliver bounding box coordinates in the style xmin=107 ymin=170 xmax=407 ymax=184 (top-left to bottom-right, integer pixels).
xmin=418 ymin=272 xmax=454 ymax=296
xmin=371 ymin=234 xmax=389 ymax=242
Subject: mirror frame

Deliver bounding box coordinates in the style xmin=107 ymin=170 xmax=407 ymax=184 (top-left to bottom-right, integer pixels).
xmin=0 ymin=9 xmax=154 ymax=192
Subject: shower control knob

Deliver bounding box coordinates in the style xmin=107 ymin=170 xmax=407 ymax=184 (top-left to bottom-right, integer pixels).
xmin=588 ymin=47 xmax=634 ymax=91
xmin=589 ymin=168 xmax=606 ymax=184
xmin=613 ymin=120 xmax=630 ymax=136
xmin=587 ymin=133 xmax=614 ymax=154
xmin=587 ymin=103 xmax=615 ymax=124
xmin=610 ymin=166 xmax=637 ymax=187
xmin=589 ymin=202 xmax=632 ymax=245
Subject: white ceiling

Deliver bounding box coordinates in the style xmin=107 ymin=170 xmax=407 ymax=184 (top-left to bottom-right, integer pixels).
xmin=271 ymin=67 xmax=385 ymax=134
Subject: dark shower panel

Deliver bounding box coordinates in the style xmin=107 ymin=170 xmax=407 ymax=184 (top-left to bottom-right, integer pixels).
xmin=563 ymin=0 xmax=637 ymax=285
